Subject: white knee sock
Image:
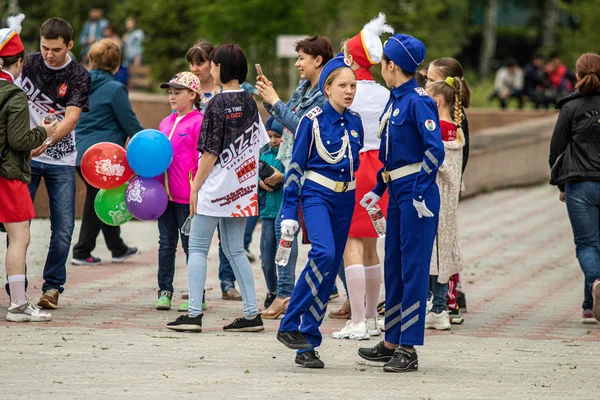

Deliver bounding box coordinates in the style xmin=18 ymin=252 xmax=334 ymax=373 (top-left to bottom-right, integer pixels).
xmin=8 ymin=274 xmax=26 ymax=306
xmin=364 ymin=264 xmax=382 ymax=318
xmin=345 ymin=264 xmax=365 ymax=323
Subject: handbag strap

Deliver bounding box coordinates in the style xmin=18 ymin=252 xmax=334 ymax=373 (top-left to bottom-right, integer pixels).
xmin=0 ymin=89 xmax=26 ymax=165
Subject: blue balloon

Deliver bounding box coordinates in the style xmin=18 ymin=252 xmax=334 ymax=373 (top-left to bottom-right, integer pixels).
xmin=126 ymin=129 xmax=173 ymax=177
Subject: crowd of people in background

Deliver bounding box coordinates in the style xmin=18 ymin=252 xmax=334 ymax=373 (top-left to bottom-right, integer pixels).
xmin=2 ymin=7 xmax=600 ymax=374
xmin=491 ymin=53 xmax=576 ymax=109
xmin=79 ymin=7 xmax=145 ymax=86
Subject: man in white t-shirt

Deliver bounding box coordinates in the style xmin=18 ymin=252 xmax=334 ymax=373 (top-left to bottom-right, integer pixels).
xmin=15 ymin=18 xmax=90 ymax=309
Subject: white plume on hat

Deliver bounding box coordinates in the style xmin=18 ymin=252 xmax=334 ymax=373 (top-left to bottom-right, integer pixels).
xmin=348 ymin=12 xmax=394 ymax=66
xmin=364 ymin=12 xmax=394 ymax=38
xmin=6 ymin=13 xmax=25 ymax=34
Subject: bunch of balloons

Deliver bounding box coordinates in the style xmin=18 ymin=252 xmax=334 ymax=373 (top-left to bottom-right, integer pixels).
xmin=80 ymin=129 xmax=173 ymax=226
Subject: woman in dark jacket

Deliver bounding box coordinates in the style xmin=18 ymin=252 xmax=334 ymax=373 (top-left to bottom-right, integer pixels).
xmin=549 ymin=52 xmax=600 ymax=323
xmin=0 ymin=16 xmax=57 ymax=322
xmin=71 ymin=39 xmax=143 ymax=266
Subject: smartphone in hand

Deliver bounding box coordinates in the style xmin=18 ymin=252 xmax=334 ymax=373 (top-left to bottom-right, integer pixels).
xmin=255 ymin=64 xmax=265 ymax=83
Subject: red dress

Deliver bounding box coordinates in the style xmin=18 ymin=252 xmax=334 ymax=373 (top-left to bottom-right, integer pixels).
xmin=348 ymin=150 xmax=389 ymax=238
xmin=0 ymin=175 xmax=35 ymax=223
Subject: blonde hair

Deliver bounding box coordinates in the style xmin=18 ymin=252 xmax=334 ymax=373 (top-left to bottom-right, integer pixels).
xmin=89 ymin=38 xmax=121 ymax=72
xmin=427 ymin=77 xmax=465 ymax=128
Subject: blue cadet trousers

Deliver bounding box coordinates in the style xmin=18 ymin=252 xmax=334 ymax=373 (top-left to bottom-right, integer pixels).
xmin=279 ymin=180 xmax=355 ymax=348
xmin=384 ymin=176 xmax=439 ymax=346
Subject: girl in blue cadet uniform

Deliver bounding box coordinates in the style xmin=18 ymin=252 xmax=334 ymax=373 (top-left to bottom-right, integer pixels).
xmin=357 ymin=33 xmax=444 ymax=373
xmin=276 ymin=56 xmax=364 ymax=369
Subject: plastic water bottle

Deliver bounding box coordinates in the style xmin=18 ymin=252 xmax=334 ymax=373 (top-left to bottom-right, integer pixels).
xmin=181 ymin=216 xmax=193 ymax=236
xmin=368 ymin=204 xmax=386 ymax=238
xmin=275 ymin=233 xmax=294 ymax=266
xmin=43 ymin=109 xmax=57 ymax=145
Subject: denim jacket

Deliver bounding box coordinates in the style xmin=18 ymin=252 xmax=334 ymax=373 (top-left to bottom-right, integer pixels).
xmin=263 ymin=79 xmax=325 ymax=170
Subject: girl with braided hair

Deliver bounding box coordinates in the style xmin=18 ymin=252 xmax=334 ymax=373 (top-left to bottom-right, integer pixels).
xmin=427 ymin=57 xmax=471 ymax=323
xmin=423 ymin=77 xmax=466 ymax=330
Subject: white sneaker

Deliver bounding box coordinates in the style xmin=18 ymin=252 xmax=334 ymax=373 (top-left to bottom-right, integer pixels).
xmin=366 ymin=316 xmax=382 ymax=336
xmin=6 ymin=301 xmax=53 ymax=322
xmin=332 ymin=320 xmax=370 ymax=340
xmin=425 ymin=310 xmax=451 ymax=330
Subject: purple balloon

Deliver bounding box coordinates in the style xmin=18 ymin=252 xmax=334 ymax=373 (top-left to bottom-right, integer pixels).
xmin=125 ymin=177 xmax=169 ymax=220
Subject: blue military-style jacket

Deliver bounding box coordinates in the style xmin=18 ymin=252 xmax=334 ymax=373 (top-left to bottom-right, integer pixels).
xmin=280 ymin=102 xmax=364 ymax=221
xmin=373 ymin=78 xmax=444 ymax=201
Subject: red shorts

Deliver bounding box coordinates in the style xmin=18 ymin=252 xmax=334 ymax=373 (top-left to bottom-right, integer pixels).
xmin=0 ymin=176 xmax=35 ymax=223
xmin=349 ymin=150 xmax=389 ymax=238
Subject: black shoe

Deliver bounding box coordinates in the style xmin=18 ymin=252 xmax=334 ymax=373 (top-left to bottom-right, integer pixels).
xmin=277 ymin=330 xmax=313 ymax=350
xmin=166 ymin=314 xmax=202 ymax=332
xmin=377 ymin=301 xmax=386 ymax=316
xmin=295 ymin=350 xmax=324 ymax=369
xmin=457 ymin=290 xmax=467 ymax=313
xmin=358 ymin=341 xmax=396 ymax=362
xmin=329 ymin=287 xmax=339 ymax=300
xmin=223 ymin=315 xmax=265 ymax=332
xmin=112 ymin=247 xmax=139 ymax=263
xmin=264 ymin=292 xmax=277 ymax=309
xmin=383 ymin=348 xmax=418 ymax=373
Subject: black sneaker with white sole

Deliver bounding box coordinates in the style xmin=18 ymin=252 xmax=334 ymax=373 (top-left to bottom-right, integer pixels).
xmin=166 ymin=314 xmax=202 ymax=332
xmin=449 ymin=308 xmax=464 ymax=324
xmin=71 ymin=256 xmax=102 ymax=266
xmin=383 ymin=348 xmax=418 ymax=373
xmin=223 ymin=315 xmax=264 ymax=332
xmin=295 ymin=350 xmax=324 ymax=368
xmin=277 ymin=330 xmax=313 ymax=350
xmin=357 ymin=341 xmax=395 ymax=362
xmin=112 ymin=247 xmax=138 ymax=263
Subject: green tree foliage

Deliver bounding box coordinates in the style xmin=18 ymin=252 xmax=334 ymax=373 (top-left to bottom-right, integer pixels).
xmin=557 ymin=0 xmax=600 ymax=68
xmin=9 ymin=0 xmax=597 ymax=89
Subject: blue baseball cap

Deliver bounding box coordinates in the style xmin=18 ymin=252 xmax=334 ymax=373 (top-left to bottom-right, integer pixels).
xmin=383 ymin=33 xmax=425 ymax=73
xmin=318 ymin=56 xmax=353 ymax=95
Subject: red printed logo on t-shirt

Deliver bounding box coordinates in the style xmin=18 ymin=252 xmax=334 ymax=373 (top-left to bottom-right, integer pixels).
xmin=235 ymin=158 xmax=257 ymax=184
xmin=58 ymin=83 xmax=68 ymax=97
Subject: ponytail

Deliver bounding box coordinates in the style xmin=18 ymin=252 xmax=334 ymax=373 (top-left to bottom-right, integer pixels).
xmin=575 ymin=53 xmax=600 ymax=96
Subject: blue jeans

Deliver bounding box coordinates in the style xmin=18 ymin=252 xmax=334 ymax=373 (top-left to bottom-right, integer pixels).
xmin=157 ymin=201 xmax=190 ymax=294
xmin=219 ymin=215 xmax=258 ymax=293
xmin=188 ymin=215 xmax=258 ymax=317
xmin=274 ymin=208 xmax=299 ymax=298
xmin=260 ymin=218 xmax=278 ymax=294
xmin=429 ymin=275 xmax=448 ymax=313
xmin=244 ymin=215 xmax=259 ymax=250
xmin=28 ymin=161 xmax=76 ymax=293
xmin=565 ymin=181 xmax=600 ymax=309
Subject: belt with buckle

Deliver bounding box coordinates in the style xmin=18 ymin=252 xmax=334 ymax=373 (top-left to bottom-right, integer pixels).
xmin=305 ymin=171 xmax=356 ymax=193
xmin=381 ymin=163 xmax=422 ymax=183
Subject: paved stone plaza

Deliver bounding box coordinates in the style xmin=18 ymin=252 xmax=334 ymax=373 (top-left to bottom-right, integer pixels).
xmin=1 ymin=185 xmax=599 ymax=399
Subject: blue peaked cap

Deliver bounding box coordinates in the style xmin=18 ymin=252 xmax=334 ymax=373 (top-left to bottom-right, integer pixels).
xmin=318 ymin=56 xmax=353 ymax=95
xmin=383 ymin=33 xmax=426 ymax=73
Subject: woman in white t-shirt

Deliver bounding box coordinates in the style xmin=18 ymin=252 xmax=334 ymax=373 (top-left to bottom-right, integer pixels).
xmin=166 ymin=44 xmax=268 ymax=333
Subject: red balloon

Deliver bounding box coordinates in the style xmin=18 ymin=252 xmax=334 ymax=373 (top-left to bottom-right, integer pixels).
xmin=81 ymin=143 xmax=134 ymax=189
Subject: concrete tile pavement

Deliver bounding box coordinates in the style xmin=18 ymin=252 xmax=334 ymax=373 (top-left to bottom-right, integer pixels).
xmin=1 ymin=184 xmax=599 ymax=399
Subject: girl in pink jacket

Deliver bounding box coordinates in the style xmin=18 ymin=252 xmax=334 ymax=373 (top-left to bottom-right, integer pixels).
xmin=155 ymin=72 xmax=203 ymax=311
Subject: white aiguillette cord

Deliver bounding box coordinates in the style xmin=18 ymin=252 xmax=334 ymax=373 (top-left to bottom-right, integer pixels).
xmin=311 ymin=118 xmax=354 ymax=181
xmin=378 ymin=104 xmax=393 ymax=162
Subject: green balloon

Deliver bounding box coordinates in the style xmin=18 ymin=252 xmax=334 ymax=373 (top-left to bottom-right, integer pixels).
xmin=94 ymin=184 xmax=133 ymax=226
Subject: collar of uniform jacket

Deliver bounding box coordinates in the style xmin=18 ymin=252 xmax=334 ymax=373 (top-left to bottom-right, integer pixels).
xmin=391 ymin=77 xmax=418 ymax=99
xmin=322 ymin=101 xmax=350 ymax=124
